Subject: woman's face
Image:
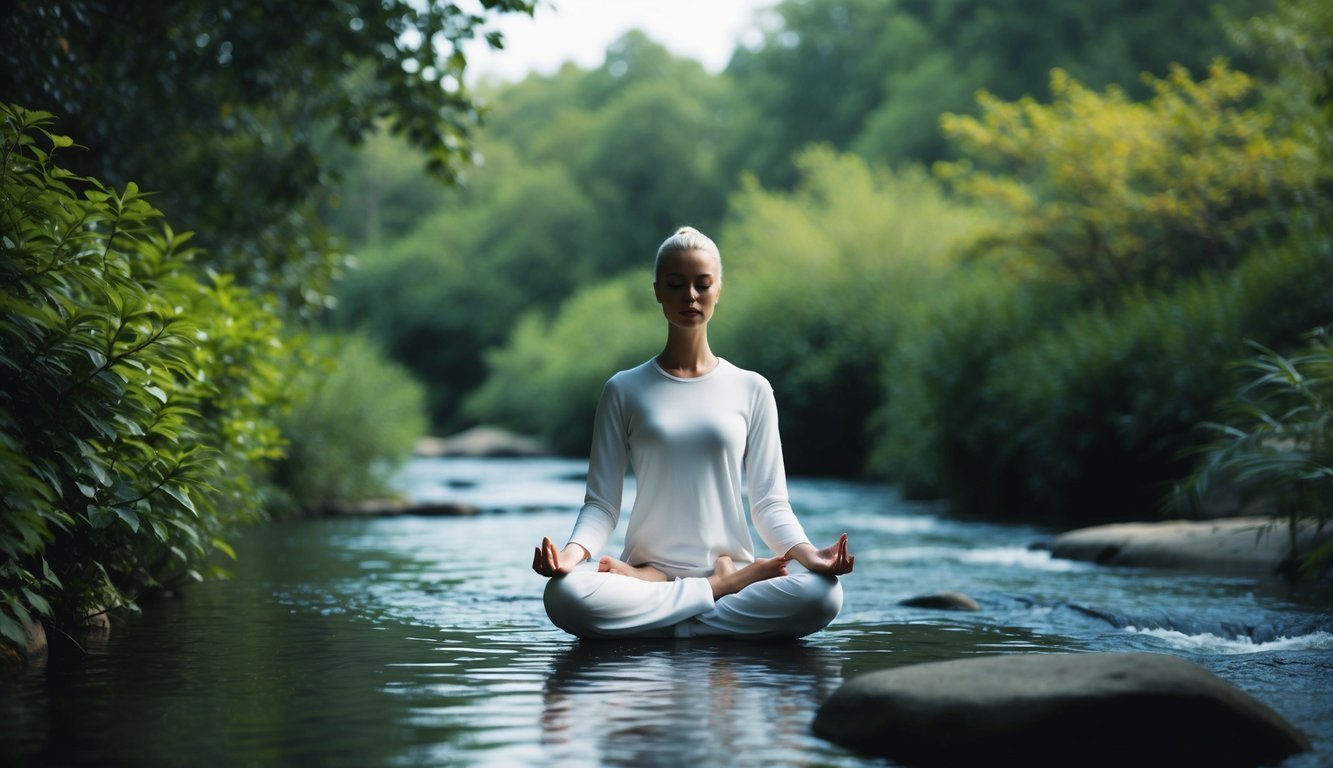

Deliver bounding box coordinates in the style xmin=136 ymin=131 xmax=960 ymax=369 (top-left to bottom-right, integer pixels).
xmin=654 ymin=248 xmax=722 ymax=330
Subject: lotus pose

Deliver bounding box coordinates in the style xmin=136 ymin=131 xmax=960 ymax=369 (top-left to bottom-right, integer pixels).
xmin=532 ymin=226 xmax=854 ymax=639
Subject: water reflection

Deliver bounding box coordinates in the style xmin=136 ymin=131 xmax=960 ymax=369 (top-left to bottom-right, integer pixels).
xmin=539 ymin=640 xmax=845 ymax=767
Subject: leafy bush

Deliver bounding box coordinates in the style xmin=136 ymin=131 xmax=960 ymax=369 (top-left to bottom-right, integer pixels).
xmin=938 ymin=63 xmax=1317 ymax=292
xmin=867 ymin=267 xmax=1067 ymax=500
xmin=871 ymin=232 xmax=1333 ymax=519
xmin=0 ymin=104 xmax=287 ymax=645
xmin=271 ymin=334 xmax=427 ymax=513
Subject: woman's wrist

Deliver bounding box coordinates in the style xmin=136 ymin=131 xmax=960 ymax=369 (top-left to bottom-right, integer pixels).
xmin=564 ymin=543 xmax=590 ymax=563
xmin=784 ymin=542 xmax=815 ymax=565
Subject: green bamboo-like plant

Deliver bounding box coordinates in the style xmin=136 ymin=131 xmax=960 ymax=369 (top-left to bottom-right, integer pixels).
xmin=1179 ymin=326 xmax=1333 ymax=576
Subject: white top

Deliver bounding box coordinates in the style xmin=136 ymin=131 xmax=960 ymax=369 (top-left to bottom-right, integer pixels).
xmin=567 ymin=358 xmax=811 ymax=578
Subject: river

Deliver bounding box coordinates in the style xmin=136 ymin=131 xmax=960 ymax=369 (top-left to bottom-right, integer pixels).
xmin=4 ymin=457 xmax=1331 ymax=766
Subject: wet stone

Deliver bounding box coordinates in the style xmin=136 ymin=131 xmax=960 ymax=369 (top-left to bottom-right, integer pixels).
xmin=813 ymin=651 xmax=1310 ymax=767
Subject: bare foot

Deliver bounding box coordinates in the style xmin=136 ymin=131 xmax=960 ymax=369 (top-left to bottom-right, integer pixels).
xmin=598 ymin=556 xmax=668 ymax=582
xmin=707 ymin=555 xmax=788 ymax=600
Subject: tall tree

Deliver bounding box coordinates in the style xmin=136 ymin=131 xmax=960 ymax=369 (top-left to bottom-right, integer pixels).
xmin=1 ymin=0 xmax=533 ymax=314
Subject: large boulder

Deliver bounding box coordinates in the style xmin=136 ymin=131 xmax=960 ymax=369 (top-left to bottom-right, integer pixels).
xmin=1048 ymin=517 xmax=1333 ymax=577
xmin=813 ymin=652 xmax=1309 ymax=767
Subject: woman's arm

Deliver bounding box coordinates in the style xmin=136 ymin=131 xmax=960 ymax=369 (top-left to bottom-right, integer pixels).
xmin=746 ymin=377 xmax=812 ymax=555
xmin=532 ymin=377 xmax=627 ymax=576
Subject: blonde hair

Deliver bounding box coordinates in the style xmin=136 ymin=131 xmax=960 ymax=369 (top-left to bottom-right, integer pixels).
xmin=654 ymin=226 xmax=722 ymax=280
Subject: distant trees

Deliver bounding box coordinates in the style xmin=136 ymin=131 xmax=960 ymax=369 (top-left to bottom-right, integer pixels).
xmin=323 ymin=0 xmax=1330 ymax=535
xmin=937 ymin=63 xmax=1313 ymax=291
xmin=334 ymin=33 xmax=735 ymax=430
xmin=723 ymin=0 xmax=1271 ymax=184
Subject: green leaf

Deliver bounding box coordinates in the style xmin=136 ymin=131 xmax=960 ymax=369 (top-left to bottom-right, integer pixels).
xmin=161 ymin=484 xmax=196 ymax=516
xmin=211 ymin=537 xmax=237 ymax=561
xmin=87 ymin=506 xmax=118 ymax=528
xmin=40 ymin=559 xmax=63 ymax=590
xmin=20 ymin=588 xmax=52 ymax=618
xmin=114 ymin=507 xmax=140 ymax=533
xmin=0 ymin=612 xmax=26 ymax=647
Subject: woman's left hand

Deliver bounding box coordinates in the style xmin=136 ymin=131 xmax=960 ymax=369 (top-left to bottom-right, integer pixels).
xmin=786 ymin=533 xmax=855 ymax=575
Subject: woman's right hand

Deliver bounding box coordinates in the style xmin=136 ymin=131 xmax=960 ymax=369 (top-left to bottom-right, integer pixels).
xmin=532 ymin=537 xmax=589 ymax=577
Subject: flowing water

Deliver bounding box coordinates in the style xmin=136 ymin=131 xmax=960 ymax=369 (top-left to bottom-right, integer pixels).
xmin=4 ymin=457 xmax=1331 ymax=767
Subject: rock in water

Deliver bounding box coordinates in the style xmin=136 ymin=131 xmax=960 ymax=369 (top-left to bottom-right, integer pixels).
xmin=899 ymin=591 xmax=980 ymax=611
xmin=813 ymin=652 xmax=1309 ymax=767
xmin=1048 ymin=517 xmax=1333 ymax=577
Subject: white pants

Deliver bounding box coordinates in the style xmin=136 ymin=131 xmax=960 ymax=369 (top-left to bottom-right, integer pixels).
xmin=544 ymin=567 xmax=843 ymax=640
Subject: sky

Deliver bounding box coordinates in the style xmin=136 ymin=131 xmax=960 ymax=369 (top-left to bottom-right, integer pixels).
xmin=462 ymin=0 xmax=778 ymax=84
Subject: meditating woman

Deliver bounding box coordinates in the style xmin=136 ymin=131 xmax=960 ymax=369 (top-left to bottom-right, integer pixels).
xmin=532 ymin=226 xmax=854 ymax=639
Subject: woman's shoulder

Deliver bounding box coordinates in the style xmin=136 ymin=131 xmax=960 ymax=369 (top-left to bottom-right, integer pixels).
xmin=604 ymin=359 xmax=658 ymax=389
xmin=717 ymin=359 xmax=775 ymax=393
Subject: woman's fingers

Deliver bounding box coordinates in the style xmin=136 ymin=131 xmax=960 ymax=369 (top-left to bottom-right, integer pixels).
xmin=533 ymin=537 xmax=560 ymax=576
xmin=835 ymin=533 xmax=853 ymax=574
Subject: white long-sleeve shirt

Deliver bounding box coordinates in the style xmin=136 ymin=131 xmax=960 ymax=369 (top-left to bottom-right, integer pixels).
xmin=567 ymin=358 xmax=811 ymax=578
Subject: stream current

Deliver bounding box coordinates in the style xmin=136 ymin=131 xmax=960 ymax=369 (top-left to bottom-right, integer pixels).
xmin=3 ymin=457 xmax=1331 ymax=766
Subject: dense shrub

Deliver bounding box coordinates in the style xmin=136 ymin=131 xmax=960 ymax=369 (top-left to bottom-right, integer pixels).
xmin=0 ymin=104 xmax=288 ymax=644
xmin=871 ymin=232 xmax=1333 ymax=519
xmin=867 ymin=268 xmax=1068 ymax=500
xmin=271 ymin=334 xmax=427 ymax=513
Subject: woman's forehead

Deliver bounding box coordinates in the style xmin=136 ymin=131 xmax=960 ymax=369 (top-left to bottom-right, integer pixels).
xmin=660 ymin=248 xmax=719 ymax=275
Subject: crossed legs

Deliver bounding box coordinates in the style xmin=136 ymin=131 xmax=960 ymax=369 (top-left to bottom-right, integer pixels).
xmin=545 ymin=556 xmax=842 ymax=640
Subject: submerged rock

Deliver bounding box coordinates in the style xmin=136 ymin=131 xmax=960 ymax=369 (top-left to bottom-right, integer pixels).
xmin=1048 ymin=517 xmax=1333 ymax=577
xmin=899 ymin=591 xmax=980 ymax=611
xmin=320 ymin=499 xmax=479 ymax=517
xmin=813 ymin=652 xmax=1309 ymax=767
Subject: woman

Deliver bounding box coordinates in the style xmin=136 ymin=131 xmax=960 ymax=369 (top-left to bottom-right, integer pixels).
xmin=532 ymin=226 xmax=854 ymax=639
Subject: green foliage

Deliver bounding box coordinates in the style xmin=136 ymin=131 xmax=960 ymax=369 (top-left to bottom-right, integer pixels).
xmin=724 ymin=0 xmax=1268 ymax=183
xmin=872 ymin=232 xmax=1333 ymax=519
xmin=0 ymin=104 xmax=289 ymax=644
xmin=0 ymin=0 xmax=534 ymax=315
xmin=463 ymin=275 xmax=661 ymax=455
xmin=868 ymin=269 xmax=1064 ymax=500
xmin=335 ymin=150 xmax=601 ymax=430
xmin=1178 ymin=324 xmax=1333 ymax=575
xmin=335 ymin=36 xmax=735 ymax=430
xmin=714 ymin=148 xmax=984 ymax=474
xmin=938 ymin=63 xmax=1317 ymax=292
xmin=271 ymin=334 xmax=427 ymax=513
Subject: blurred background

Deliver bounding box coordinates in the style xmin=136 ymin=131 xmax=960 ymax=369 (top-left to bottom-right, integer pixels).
xmin=2 ymin=0 xmax=1330 ymax=641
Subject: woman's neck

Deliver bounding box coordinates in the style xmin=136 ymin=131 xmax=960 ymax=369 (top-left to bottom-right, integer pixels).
xmin=657 ymin=328 xmax=717 ymax=378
